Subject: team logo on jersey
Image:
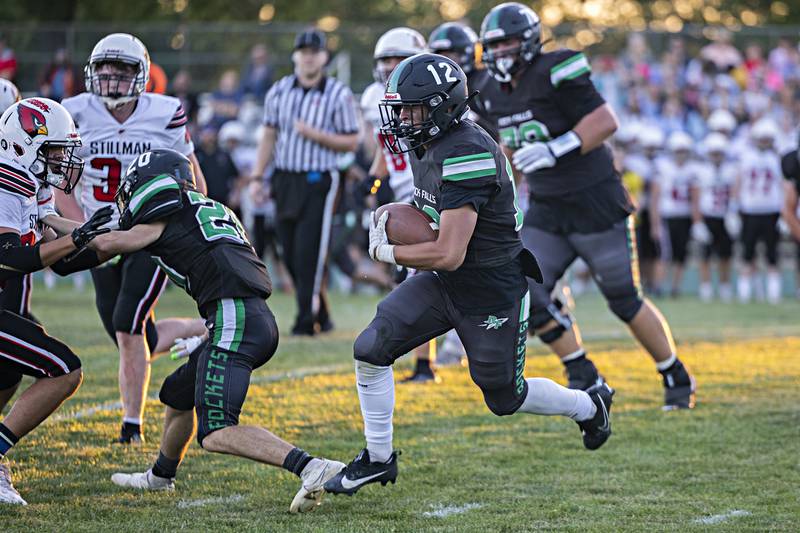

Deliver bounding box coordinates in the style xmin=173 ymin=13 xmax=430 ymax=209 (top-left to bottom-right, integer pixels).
xmin=479 ymin=315 xmax=508 ymax=330
xmin=17 ymin=104 xmax=48 ymax=138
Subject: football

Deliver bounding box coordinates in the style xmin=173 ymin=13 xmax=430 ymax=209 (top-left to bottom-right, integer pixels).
xmin=374 ymin=202 xmax=438 ymax=245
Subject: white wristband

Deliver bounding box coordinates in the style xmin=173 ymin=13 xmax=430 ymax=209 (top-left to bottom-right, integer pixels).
xmin=375 ymin=244 xmax=396 ymax=264
xmin=546 ymin=130 xmax=582 ymax=158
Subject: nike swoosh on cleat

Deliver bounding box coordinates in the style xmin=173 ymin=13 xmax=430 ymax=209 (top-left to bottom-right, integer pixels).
xmin=339 ymin=470 xmax=388 ymax=490
xmin=597 ymin=398 xmax=610 ymax=433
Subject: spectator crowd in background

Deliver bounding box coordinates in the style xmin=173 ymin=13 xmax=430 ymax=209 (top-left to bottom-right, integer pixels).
xmin=2 ymin=27 xmax=800 ymax=304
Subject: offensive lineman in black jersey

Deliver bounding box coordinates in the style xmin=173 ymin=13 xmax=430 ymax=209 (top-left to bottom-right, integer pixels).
xmin=478 ymin=3 xmax=695 ymax=410
xmin=87 ymin=149 xmax=344 ymax=513
xmin=325 ymin=53 xmax=614 ymax=496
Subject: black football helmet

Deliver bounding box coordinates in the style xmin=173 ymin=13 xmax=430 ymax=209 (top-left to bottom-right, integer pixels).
xmin=379 ymin=53 xmax=474 ymax=154
xmin=427 ymin=23 xmax=479 ymax=74
xmin=480 ymin=2 xmax=541 ymax=83
xmin=116 ymin=148 xmax=194 ymax=229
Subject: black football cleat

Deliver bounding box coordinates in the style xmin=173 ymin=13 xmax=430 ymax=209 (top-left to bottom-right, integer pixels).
xmin=400 ymin=369 xmax=440 ymax=384
xmin=660 ymin=360 xmax=696 ymax=410
xmin=565 ymin=357 xmax=605 ymax=390
xmin=324 ymin=448 xmax=399 ymax=496
xmin=114 ymin=423 xmax=144 ymax=445
xmin=577 ymin=383 xmax=614 ymax=450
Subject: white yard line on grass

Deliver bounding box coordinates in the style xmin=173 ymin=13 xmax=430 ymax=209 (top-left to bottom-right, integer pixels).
xmin=50 ymin=364 xmax=349 ymax=422
xmin=249 ymin=363 xmax=348 ymax=384
xmin=177 ymin=494 xmax=245 ymax=508
xmin=423 ymin=503 xmax=483 ymax=518
xmin=693 ymin=510 xmax=752 ymax=525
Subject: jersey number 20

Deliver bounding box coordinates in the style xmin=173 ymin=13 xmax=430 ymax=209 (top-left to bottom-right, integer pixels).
xmin=187 ymin=191 xmax=250 ymax=245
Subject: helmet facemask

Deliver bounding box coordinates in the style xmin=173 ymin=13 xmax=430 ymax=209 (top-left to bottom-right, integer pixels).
xmin=32 ymin=140 xmax=84 ymax=194
xmin=373 ymin=56 xmax=407 ymax=85
xmin=86 ymin=59 xmax=145 ymax=108
xmin=483 ymin=35 xmax=539 ymax=83
xmin=379 ymin=83 xmax=472 ymax=155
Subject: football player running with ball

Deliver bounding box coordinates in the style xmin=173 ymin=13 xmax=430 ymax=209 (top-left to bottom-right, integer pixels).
xmin=478 ymin=3 xmax=695 ymax=410
xmin=57 ymin=33 xmax=207 ymax=444
xmin=89 ymin=150 xmax=344 ymax=512
xmin=324 ymin=53 xmax=614 ymax=496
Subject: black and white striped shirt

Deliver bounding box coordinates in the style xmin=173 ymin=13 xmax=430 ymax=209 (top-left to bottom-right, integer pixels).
xmin=263 ymin=75 xmax=359 ymax=172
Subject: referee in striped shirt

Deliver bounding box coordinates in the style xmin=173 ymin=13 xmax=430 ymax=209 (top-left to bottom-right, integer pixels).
xmin=251 ymin=28 xmax=359 ymax=335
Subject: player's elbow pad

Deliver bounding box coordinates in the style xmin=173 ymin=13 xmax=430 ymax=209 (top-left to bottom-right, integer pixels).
xmin=50 ymin=248 xmax=102 ymax=276
xmin=0 ymin=233 xmax=44 ymax=282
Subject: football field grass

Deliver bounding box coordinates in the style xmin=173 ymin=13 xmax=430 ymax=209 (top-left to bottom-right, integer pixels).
xmin=1 ymin=283 xmax=799 ymax=531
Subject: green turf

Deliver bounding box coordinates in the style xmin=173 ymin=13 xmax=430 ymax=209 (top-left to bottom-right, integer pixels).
xmin=1 ymin=284 xmax=798 ymax=531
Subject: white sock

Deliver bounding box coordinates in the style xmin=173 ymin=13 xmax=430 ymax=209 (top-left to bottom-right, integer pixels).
xmin=517 ymin=378 xmax=596 ymax=421
xmin=719 ymin=283 xmax=732 ymax=302
xmin=122 ymin=416 xmax=142 ymax=426
xmin=737 ymin=275 xmax=751 ymax=303
xmin=656 ymin=353 xmax=677 ymax=371
xmin=767 ymin=272 xmax=781 ymax=304
xmin=355 ymin=360 xmax=394 ymax=463
xmin=699 ymin=282 xmax=712 ymax=302
xmin=560 ymin=348 xmax=585 ymax=363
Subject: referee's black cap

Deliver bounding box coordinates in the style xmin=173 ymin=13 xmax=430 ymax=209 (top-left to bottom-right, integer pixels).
xmin=294 ymin=29 xmax=327 ymax=51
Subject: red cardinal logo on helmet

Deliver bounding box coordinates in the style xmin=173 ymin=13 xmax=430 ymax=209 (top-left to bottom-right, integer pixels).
xmin=17 ymin=104 xmax=48 ymax=138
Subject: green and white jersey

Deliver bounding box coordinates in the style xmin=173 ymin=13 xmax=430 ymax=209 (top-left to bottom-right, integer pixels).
xmin=410 ymin=120 xmax=527 ymax=311
xmin=130 ymin=181 xmax=271 ymax=308
xmin=480 ymin=48 xmax=615 ymax=197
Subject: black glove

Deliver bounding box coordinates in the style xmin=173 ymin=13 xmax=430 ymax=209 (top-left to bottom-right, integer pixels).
xmin=71 ymin=206 xmax=114 ymax=249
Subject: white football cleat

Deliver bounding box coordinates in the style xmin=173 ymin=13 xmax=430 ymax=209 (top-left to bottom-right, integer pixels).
xmin=111 ymin=468 xmax=175 ymax=491
xmin=0 ymin=464 xmax=27 ymax=505
xmin=289 ymin=458 xmax=345 ymax=513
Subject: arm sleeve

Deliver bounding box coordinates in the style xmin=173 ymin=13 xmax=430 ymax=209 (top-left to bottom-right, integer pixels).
xmin=262 ymin=82 xmax=281 ymax=128
xmin=549 ymin=51 xmax=607 ymax=126
xmin=0 ymin=233 xmax=44 ymax=282
xmin=166 ymin=103 xmax=195 ymax=156
xmin=50 ymin=248 xmax=103 ymax=276
xmin=332 ymin=85 xmax=360 ymax=134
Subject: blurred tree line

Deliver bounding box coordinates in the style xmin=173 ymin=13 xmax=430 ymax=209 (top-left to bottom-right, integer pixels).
xmin=1 ymin=0 xmax=796 ymax=92
xmin=1 ymin=0 xmax=797 ymax=28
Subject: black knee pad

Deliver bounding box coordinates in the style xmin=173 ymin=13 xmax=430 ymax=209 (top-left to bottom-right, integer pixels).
xmin=531 ymin=299 xmax=573 ymax=342
xmin=608 ymin=294 xmax=644 ymax=323
xmin=159 ymin=366 xmax=196 ymax=412
xmin=353 ymin=316 xmax=395 ymax=367
xmin=469 ymin=361 xmax=527 ymax=416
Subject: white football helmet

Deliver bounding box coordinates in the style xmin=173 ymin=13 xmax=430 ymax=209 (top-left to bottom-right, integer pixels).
xmin=373 ymin=27 xmax=426 ymax=84
xmin=639 ymin=127 xmax=664 ymax=149
xmin=750 ymin=118 xmax=779 ymax=141
xmin=708 ymin=109 xmax=736 ymax=135
xmin=84 ymin=33 xmax=150 ymax=108
xmin=0 ymin=79 xmax=20 ymax=115
xmin=0 ymin=98 xmax=84 ymax=193
xmin=703 ymin=132 xmax=728 ymax=154
xmin=218 ymin=120 xmax=246 ymax=147
xmin=667 ymin=131 xmax=694 ymax=153
xmin=615 ymin=122 xmax=641 ymax=146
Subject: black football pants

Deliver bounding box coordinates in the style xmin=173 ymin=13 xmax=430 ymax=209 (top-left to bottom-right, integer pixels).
xmin=274 ymin=171 xmax=338 ymax=334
